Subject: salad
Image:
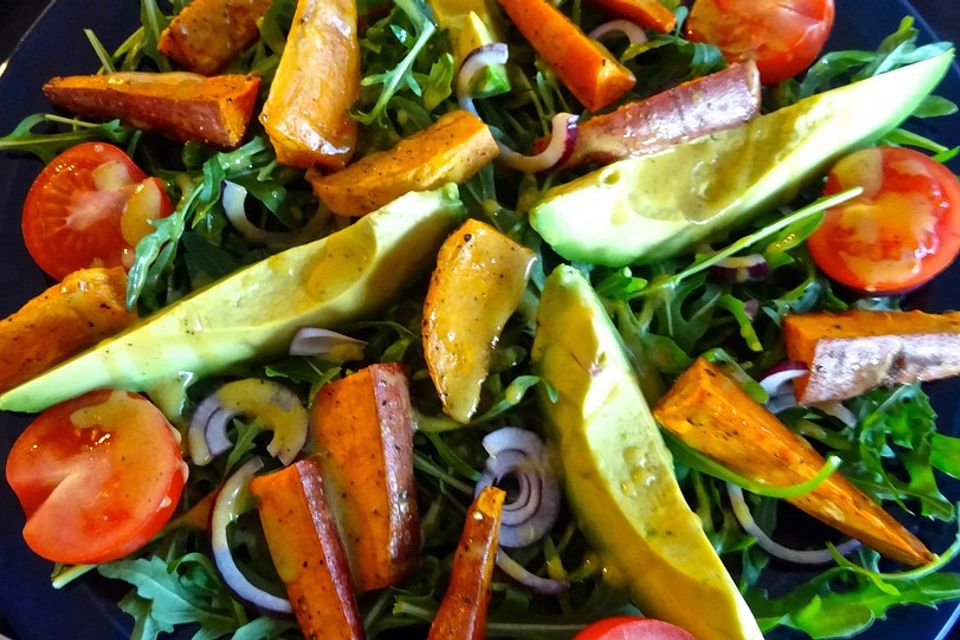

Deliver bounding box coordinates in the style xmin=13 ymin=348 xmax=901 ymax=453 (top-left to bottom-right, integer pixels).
xmin=2 ymin=0 xmax=960 ymax=639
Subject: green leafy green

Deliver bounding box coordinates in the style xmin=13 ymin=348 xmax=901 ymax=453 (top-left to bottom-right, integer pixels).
xmin=0 ymin=114 xmax=133 ymax=163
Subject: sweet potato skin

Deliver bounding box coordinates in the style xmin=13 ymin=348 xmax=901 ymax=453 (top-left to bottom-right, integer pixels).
xmin=250 ymin=458 xmax=364 ymax=640
xmin=539 ymin=62 xmax=761 ymax=168
xmin=428 ymin=486 xmax=505 ymax=640
xmin=158 ymin=0 xmax=273 ymax=75
xmin=308 ymin=110 xmax=498 ymax=216
xmin=589 ymin=0 xmax=676 ymax=33
xmin=43 ymin=72 xmax=260 ymax=148
xmin=497 ymin=0 xmax=635 ymax=112
xmin=0 ymin=267 xmax=136 ymax=394
xmin=309 ymin=363 xmax=420 ymax=593
xmin=653 ymin=358 xmax=935 ymax=567
xmin=259 ymin=0 xmax=360 ymax=169
xmin=784 ymin=310 xmax=960 ymax=404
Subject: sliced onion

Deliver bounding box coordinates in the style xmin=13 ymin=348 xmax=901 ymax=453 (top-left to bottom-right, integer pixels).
xmin=589 ymin=19 xmax=649 ymax=45
xmin=222 ymin=181 xmax=318 ymax=247
xmin=496 ymin=549 xmax=569 ymax=595
xmin=766 ymin=393 xmax=799 ymax=415
xmin=289 ymin=327 xmax=367 ymax=362
xmin=497 ymin=112 xmax=579 ymax=174
xmin=189 ymin=379 xmax=308 ymax=466
xmin=813 ymin=401 xmax=859 ymax=427
xmin=212 ymin=458 xmax=292 ymax=614
xmin=727 ymin=483 xmax=862 ymax=565
xmin=710 ymin=254 xmax=771 ymax=283
xmin=474 ymin=427 xmax=561 ymax=548
xmin=456 ymin=43 xmax=509 ymax=116
xmin=743 ymin=299 xmax=760 ymax=321
xmin=759 ymin=361 xmax=808 ymax=399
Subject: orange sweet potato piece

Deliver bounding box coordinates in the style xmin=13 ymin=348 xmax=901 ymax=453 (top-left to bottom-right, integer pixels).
xmin=259 ymin=0 xmax=360 ymax=169
xmin=497 ymin=0 xmax=636 ymax=112
xmin=784 ymin=310 xmax=960 ymax=404
xmin=158 ymin=0 xmax=273 ymax=75
xmin=308 ymin=110 xmax=498 ymax=216
xmin=310 ymin=363 xmax=420 ymax=593
xmin=428 ymin=486 xmax=505 ymax=640
xmin=590 ymin=0 xmax=676 ymax=33
xmin=535 ymin=62 xmax=761 ymax=168
xmin=653 ymin=357 xmax=935 ymax=567
xmin=250 ymin=458 xmax=364 ymax=640
xmin=0 ymin=267 xmax=136 ymax=394
xmin=43 ymin=72 xmax=260 ymax=148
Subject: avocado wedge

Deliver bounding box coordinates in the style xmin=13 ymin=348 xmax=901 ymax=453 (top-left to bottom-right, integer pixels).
xmin=531 ymin=265 xmax=763 ymax=640
xmin=1 ymin=186 xmax=464 ymax=413
xmin=530 ymin=51 xmax=954 ymax=266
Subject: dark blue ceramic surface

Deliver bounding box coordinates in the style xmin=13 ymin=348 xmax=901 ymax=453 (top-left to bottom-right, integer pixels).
xmin=1 ymin=1 xmax=960 ymax=639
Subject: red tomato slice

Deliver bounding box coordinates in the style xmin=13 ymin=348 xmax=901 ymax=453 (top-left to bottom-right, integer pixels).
xmin=686 ymin=0 xmax=835 ymax=84
xmin=5 ymin=389 xmax=187 ymax=564
xmin=574 ymin=616 xmax=697 ymax=640
xmin=21 ymin=142 xmax=173 ymax=280
xmin=808 ymin=146 xmax=960 ymax=294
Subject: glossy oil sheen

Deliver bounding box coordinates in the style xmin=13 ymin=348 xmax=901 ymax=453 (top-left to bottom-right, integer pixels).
xmin=0 ymin=0 xmax=958 ymax=638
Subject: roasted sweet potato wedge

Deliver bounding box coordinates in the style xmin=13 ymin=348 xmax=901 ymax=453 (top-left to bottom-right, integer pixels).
xmin=308 ymin=110 xmax=498 ymax=216
xmin=158 ymin=0 xmax=273 ymax=75
xmin=536 ymin=62 xmax=761 ymax=168
xmin=259 ymin=0 xmax=360 ymax=169
xmin=43 ymin=72 xmax=260 ymax=148
xmin=250 ymin=458 xmax=364 ymax=640
xmin=589 ymin=0 xmax=676 ymax=32
xmin=0 ymin=267 xmax=136 ymax=394
xmin=784 ymin=310 xmax=960 ymax=404
xmin=653 ymin=358 xmax=935 ymax=567
xmin=497 ymin=0 xmax=635 ymax=112
xmin=310 ymin=363 xmax=420 ymax=593
xmin=423 ymin=219 xmax=536 ymax=423
xmin=427 ymin=486 xmax=505 ymax=640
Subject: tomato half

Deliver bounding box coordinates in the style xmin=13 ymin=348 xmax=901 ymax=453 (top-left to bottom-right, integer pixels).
xmin=686 ymin=0 xmax=835 ymax=84
xmin=808 ymin=146 xmax=960 ymax=294
xmin=5 ymin=389 xmax=187 ymax=564
xmin=574 ymin=616 xmax=696 ymax=640
xmin=21 ymin=142 xmax=173 ymax=280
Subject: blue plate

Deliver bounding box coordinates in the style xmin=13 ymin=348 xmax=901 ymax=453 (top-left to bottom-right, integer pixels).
xmin=1 ymin=1 xmax=959 ymax=638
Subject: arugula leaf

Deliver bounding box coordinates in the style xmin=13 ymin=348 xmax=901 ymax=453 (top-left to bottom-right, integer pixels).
xmin=99 ymin=556 xmax=242 ymax=638
xmin=0 ymin=114 xmax=133 ymax=163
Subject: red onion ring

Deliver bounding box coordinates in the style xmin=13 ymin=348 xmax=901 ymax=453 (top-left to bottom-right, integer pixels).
xmin=474 ymin=427 xmax=560 ymax=548
xmin=495 ymin=549 xmax=569 ymax=595
xmin=456 ymin=43 xmax=509 ymax=116
xmin=710 ymin=254 xmax=771 ymax=283
xmin=588 ymin=19 xmax=649 ymax=45
xmin=188 ymin=379 xmax=308 ymax=467
xmin=222 ymin=181 xmax=321 ymax=247
xmin=497 ymin=112 xmax=580 ymax=174
xmin=289 ymin=327 xmax=367 ymax=362
xmin=758 ymin=361 xmax=808 ymax=399
xmin=211 ymin=458 xmax=292 ymax=614
xmin=726 ymin=483 xmax=862 ymax=565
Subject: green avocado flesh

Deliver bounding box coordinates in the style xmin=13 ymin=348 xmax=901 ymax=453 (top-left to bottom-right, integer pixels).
xmin=531 ymin=265 xmax=763 ymax=640
xmin=530 ymin=51 xmax=955 ymax=266
xmin=1 ymin=186 xmax=465 ymax=413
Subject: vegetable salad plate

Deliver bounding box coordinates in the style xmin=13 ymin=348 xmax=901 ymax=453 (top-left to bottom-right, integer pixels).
xmin=2 ymin=0 xmax=960 ymax=639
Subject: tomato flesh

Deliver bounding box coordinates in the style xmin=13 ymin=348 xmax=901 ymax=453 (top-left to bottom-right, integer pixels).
xmin=5 ymin=389 xmax=187 ymax=564
xmin=687 ymin=0 xmax=835 ymax=84
xmin=808 ymin=146 xmax=960 ymax=294
xmin=21 ymin=142 xmax=172 ymax=280
xmin=574 ymin=616 xmax=697 ymax=640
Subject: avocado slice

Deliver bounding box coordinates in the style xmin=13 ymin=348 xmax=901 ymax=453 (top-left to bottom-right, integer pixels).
xmin=0 ymin=186 xmax=465 ymax=413
xmin=530 ymin=51 xmax=954 ymax=266
xmin=428 ymin=0 xmax=510 ymax=97
xmin=531 ymin=265 xmax=763 ymax=640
